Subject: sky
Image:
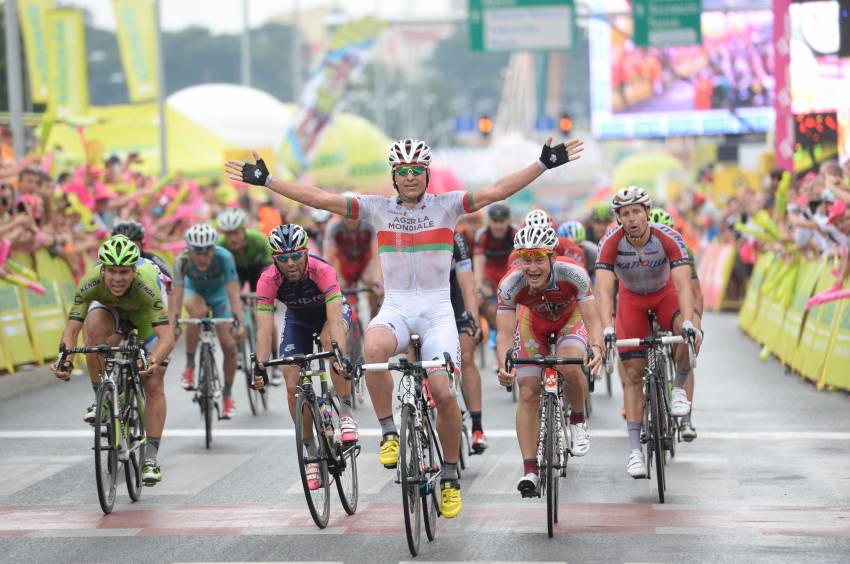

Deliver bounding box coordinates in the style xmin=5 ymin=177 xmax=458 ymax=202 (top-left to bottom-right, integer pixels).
xmin=49 ymin=0 xmax=458 ymax=34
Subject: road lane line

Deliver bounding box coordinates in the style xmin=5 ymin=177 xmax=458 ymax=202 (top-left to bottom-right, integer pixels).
xmin=3 ymin=429 xmax=850 ymax=440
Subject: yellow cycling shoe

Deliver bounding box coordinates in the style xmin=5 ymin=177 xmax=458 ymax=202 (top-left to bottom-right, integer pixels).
xmin=379 ymin=434 xmax=399 ymax=469
xmin=440 ymin=480 xmax=462 ymax=519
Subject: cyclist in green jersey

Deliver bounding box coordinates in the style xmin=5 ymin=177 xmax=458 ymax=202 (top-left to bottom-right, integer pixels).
xmin=217 ymin=208 xmax=281 ymax=385
xmin=52 ymin=235 xmax=175 ymax=485
xmin=649 ymin=208 xmax=703 ymax=441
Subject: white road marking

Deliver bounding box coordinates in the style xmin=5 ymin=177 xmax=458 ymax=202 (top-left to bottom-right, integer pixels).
xmin=3 ymin=429 xmax=850 ymax=440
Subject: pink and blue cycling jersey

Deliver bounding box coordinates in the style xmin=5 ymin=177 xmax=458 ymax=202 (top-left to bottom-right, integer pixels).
xmin=256 ymin=254 xmax=342 ymax=316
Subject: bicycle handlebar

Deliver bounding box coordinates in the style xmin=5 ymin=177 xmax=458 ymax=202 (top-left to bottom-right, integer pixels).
xmin=178 ymin=317 xmax=234 ymax=326
xmin=57 ymin=342 xmax=148 ymax=372
xmin=360 ymin=358 xmax=449 ymax=372
xmin=613 ymin=335 xmax=684 ymax=348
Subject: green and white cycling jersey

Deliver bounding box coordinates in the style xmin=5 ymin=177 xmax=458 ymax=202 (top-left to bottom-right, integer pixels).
xmin=217 ymin=228 xmax=272 ymax=269
xmin=68 ymin=260 xmax=169 ymax=341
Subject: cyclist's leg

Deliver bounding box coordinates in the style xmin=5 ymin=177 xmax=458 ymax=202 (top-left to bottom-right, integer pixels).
xmin=182 ymin=290 xmax=208 ymax=374
xmin=319 ymin=301 xmax=353 ymax=407
xmin=459 ymin=333 xmax=483 ymax=417
xmin=555 ymin=314 xmax=589 ymax=423
xmin=131 ymin=319 xmax=168 ymax=469
xmin=279 ymin=314 xmax=322 ymax=424
xmin=208 ymin=291 xmax=237 ymax=401
xmin=83 ymin=304 xmax=120 ymax=386
xmin=616 ymin=288 xmax=650 ymax=470
xmin=661 ymin=288 xmax=693 ymax=417
xmin=515 ymin=309 xmax=544 ymax=464
xmin=364 ymin=298 xmax=408 ymax=429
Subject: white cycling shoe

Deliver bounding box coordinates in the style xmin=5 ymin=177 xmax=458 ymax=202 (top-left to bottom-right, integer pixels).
xmin=569 ymin=422 xmax=591 ymax=457
xmin=670 ymin=387 xmax=691 ymax=417
xmin=517 ymin=473 xmax=540 ymax=497
xmin=627 ymin=449 xmax=647 ymax=479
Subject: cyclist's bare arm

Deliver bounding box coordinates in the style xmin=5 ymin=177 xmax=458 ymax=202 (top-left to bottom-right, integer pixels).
xmin=457 ymin=269 xmax=479 ymax=321
xmin=255 ymin=310 xmax=275 ymax=365
xmin=226 ymin=281 xmax=244 ymax=327
xmin=169 ymin=284 xmax=185 ymax=329
xmin=325 ymin=298 xmax=348 ymax=359
xmin=577 ymin=298 xmax=604 ymax=372
xmin=495 ymin=310 xmax=516 ymax=367
xmin=594 ymin=269 xmax=617 ymax=326
xmin=473 ymin=254 xmax=486 ymax=292
xmin=670 ymin=265 xmax=696 ymax=327
xmin=147 ymin=324 xmax=175 ymax=370
xmin=691 ymin=278 xmax=704 ymax=317
xmin=54 ymin=319 xmax=85 ymax=376
xmin=471 ymin=138 xmax=583 ymax=208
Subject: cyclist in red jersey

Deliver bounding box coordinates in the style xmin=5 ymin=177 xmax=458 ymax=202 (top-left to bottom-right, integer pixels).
xmin=595 ymin=187 xmax=703 ymax=479
xmin=323 ymin=196 xmax=381 ymax=316
xmin=474 ymin=203 xmax=516 ymax=348
xmin=496 ymin=224 xmax=603 ymax=496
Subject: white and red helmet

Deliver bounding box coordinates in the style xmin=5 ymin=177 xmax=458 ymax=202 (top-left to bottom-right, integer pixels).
xmin=612 ymin=186 xmax=652 ymax=211
xmin=388 ymin=139 xmax=432 ymax=167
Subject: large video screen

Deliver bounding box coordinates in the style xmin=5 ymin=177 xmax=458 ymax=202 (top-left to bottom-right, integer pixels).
xmin=590 ymin=8 xmax=775 ymax=139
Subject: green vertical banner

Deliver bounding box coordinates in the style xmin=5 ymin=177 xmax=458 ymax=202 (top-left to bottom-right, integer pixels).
xmin=633 ymin=0 xmax=702 ymax=48
xmin=113 ymin=0 xmax=160 ymax=102
xmin=46 ymin=9 xmax=89 ymax=117
xmin=17 ymin=0 xmax=54 ymax=103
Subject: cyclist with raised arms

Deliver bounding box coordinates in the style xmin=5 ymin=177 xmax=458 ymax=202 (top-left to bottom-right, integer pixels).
xmin=474 ymin=203 xmax=516 ymax=350
xmin=649 ymin=207 xmax=703 ymax=441
xmin=450 ymin=227 xmax=488 ymax=453
xmin=322 ymin=192 xmax=382 ymax=316
xmin=52 ymin=235 xmax=175 ymax=486
xmin=227 ymin=137 xmax=584 ymax=519
xmin=253 ymin=224 xmax=356 ymax=491
xmin=496 ymin=225 xmax=603 ymax=495
xmin=172 ymin=224 xmax=245 ymax=419
xmin=595 ymin=187 xmax=703 ymax=479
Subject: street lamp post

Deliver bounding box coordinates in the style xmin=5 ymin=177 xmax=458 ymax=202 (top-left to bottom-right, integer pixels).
xmin=4 ymin=0 xmax=26 ymax=159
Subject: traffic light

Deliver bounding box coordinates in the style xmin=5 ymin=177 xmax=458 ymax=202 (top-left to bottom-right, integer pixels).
xmin=478 ymin=114 xmax=494 ymax=137
xmin=558 ymin=112 xmax=573 ymax=136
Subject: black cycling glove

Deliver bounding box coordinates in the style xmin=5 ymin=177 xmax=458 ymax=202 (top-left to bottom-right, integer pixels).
xmin=241 ymin=157 xmax=270 ymax=186
xmin=539 ymin=142 xmax=571 ymax=169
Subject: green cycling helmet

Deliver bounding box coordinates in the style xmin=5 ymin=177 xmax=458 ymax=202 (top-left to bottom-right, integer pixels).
xmin=590 ymin=204 xmax=612 ymax=222
xmin=99 ymin=234 xmax=140 ymax=266
xmin=649 ymin=207 xmax=674 ymax=229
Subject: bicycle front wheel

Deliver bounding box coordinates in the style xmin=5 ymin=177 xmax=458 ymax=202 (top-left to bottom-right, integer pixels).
xmin=399 ymin=404 xmax=423 ymax=556
xmin=295 ymin=394 xmax=331 ymax=529
xmin=422 ymin=411 xmax=440 ymax=542
xmin=124 ymin=378 xmax=145 ymax=502
xmin=94 ymin=383 xmax=118 ymax=514
xmin=649 ymin=377 xmax=666 ymax=503
xmin=544 ymin=395 xmax=558 ymax=537
xmin=200 ymin=345 xmax=215 ymax=449
xmin=330 ymin=399 xmax=359 ymax=515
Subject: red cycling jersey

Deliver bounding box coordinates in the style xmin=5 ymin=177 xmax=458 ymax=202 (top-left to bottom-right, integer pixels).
xmin=324 ymin=217 xmax=375 ymax=286
xmin=497 ymin=256 xmax=593 ymax=324
xmin=474 ymin=225 xmax=517 ymax=289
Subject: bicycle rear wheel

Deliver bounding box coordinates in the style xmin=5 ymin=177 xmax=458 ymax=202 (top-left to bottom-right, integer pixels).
xmin=200 ymin=345 xmax=215 ymax=449
xmin=94 ymin=383 xmax=118 ymax=514
xmin=295 ymin=394 xmax=331 ymax=528
xmin=331 ymin=399 xmax=359 ymax=515
xmin=422 ymin=411 xmax=441 ymax=542
xmin=399 ymin=404 xmax=423 ymax=556
xmin=242 ymin=338 xmax=259 ymax=417
xmin=649 ymin=377 xmax=666 ymax=503
xmin=544 ymin=395 xmax=557 ymax=537
xmin=124 ymin=378 xmax=144 ymax=502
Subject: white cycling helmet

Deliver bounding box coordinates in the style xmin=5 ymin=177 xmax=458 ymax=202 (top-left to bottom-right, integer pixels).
xmin=612 ymin=186 xmax=652 ymax=211
xmin=217 ymin=208 xmax=246 ymax=232
xmin=185 ymin=223 xmax=218 ymax=248
xmin=388 ymin=139 xmax=432 ymax=166
xmin=513 ymin=225 xmax=558 ymax=251
xmin=525 ymin=209 xmax=550 ymax=228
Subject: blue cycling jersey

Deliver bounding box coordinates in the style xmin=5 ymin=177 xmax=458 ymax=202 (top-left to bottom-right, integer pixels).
xmin=173 ymin=246 xmax=239 ymax=294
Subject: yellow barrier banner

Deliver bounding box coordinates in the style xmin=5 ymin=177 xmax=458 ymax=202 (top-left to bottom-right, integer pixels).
xmin=18 ymin=281 xmax=66 ymax=364
xmin=749 ymin=255 xmax=785 ymax=344
xmin=46 ymin=9 xmax=89 ymax=117
xmin=0 ymin=283 xmax=36 ymax=367
xmin=113 ymin=0 xmax=159 ymax=102
xmin=775 ymin=259 xmax=824 ymax=366
xmin=822 ymin=291 xmax=850 ymax=391
xmin=798 ymin=267 xmax=840 ymax=382
xmin=761 ymin=258 xmax=801 ymax=353
xmin=17 ymin=0 xmax=53 ymax=103
xmin=738 ymin=252 xmax=773 ymax=335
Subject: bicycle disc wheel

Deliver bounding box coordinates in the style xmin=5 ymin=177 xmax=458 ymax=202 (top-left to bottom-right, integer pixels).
xmin=295 ymin=394 xmax=331 ymax=529
xmin=94 ymin=383 xmax=118 ymax=514
xmin=649 ymin=377 xmax=666 ymax=503
xmin=124 ymin=381 xmax=144 ymax=502
xmin=544 ymin=395 xmax=557 ymax=537
xmin=201 ymin=346 xmax=215 ymax=449
xmin=422 ymin=413 xmax=440 ymax=542
xmin=331 ymin=400 xmax=359 ymax=515
xmin=399 ymin=404 xmax=422 ymax=556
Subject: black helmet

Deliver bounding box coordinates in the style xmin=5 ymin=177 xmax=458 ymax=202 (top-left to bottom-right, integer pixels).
xmin=268 ymin=224 xmax=309 ymax=254
xmin=112 ymin=220 xmax=145 ymax=242
xmin=487 ymin=202 xmax=511 ymax=221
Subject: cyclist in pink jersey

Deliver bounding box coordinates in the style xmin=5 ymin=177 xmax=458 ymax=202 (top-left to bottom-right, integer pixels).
xmin=227 ymin=137 xmax=584 ymax=519
xmin=595 ymin=186 xmax=703 ymax=479
xmin=496 ymin=225 xmax=603 ymax=497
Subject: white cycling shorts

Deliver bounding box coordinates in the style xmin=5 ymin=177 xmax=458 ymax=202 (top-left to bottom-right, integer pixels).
xmin=367 ymin=290 xmax=461 ymax=375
